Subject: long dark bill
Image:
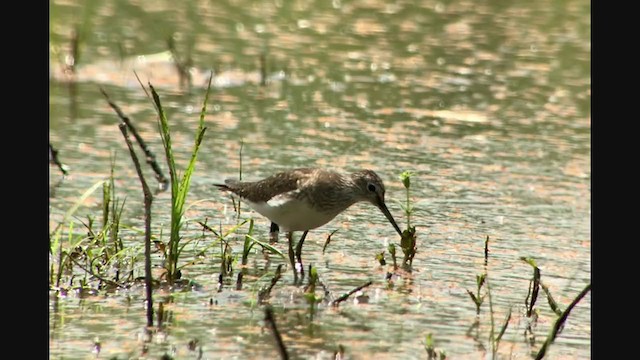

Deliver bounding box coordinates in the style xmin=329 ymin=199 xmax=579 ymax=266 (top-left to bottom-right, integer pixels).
xmin=377 ymin=199 xmax=403 ymax=237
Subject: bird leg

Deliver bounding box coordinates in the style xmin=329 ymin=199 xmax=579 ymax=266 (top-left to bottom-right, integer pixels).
xmin=269 ymin=222 xmax=279 ymax=243
xmin=286 ymin=230 xmax=310 ymax=283
xmin=295 ymin=230 xmax=309 ymax=277
xmin=287 ymin=232 xmax=298 ymax=281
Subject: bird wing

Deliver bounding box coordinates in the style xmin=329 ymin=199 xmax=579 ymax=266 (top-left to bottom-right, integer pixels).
xmin=217 ymin=168 xmax=319 ymax=203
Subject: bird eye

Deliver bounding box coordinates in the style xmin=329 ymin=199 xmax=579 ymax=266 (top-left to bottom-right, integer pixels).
xmin=367 ymin=183 xmax=376 ymax=192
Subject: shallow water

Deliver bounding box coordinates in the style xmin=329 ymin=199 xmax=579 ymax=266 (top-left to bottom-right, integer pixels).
xmin=50 ymin=0 xmax=590 ymax=358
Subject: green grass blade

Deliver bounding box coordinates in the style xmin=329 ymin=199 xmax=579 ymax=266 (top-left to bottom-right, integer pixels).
xmin=174 ymin=73 xmax=212 ymax=215
xmin=51 ymin=180 xmax=105 ymax=237
xmin=151 ymin=83 xmax=178 ymax=195
xmin=245 ymin=235 xmax=286 ymax=259
xmin=242 ymin=219 xmax=255 ymax=265
xmin=175 ymin=127 xmax=206 ymax=215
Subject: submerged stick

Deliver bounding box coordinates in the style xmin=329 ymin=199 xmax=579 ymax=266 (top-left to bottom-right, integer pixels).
xmin=119 ymin=122 xmax=154 ymax=327
xmin=258 ymin=265 xmax=283 ymax=304
xmin=264 ymin=305 xmax=289 ymax=360
xmin=49 ymin=143 xmax=69 ymax=176
xmin=331 ymin=281 xmax=373 ymax=307
xmin=101 ymin=88 xmax=169 ymax=191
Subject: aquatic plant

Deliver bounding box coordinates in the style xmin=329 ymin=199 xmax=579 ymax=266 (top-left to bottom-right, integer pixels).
xmin=151 ymin=75 xmax=210 ymax=284
xmin=399 ymin=170 xmax=417 ymax=269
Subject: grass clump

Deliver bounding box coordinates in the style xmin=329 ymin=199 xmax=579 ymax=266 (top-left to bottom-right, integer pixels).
xmin=462 ymin=240 xmax=590 ymax=359
xmin=151 ymin=76 xmax=210 ymax=285
xmin=49 ymin=166 xmax=143 ymax=294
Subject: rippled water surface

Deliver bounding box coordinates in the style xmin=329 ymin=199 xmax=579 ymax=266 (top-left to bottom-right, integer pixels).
xmin=50 ymin=0 xmax=590 ymax=358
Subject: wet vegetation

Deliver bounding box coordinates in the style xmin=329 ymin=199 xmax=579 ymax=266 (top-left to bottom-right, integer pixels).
xmin=50 ymin=0 xmax=590 ymax=357
xmin=462 ymin=237 xmax=591 ymax=359
xmin=424 ymin=333 xmax=447 ymax=360
xmin=49 ymin=84 xmax=589 ymax=355
xmin=399 ymin=170 xmax=418 ymax=269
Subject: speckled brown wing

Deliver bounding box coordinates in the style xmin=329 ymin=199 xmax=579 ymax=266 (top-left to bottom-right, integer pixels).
xmin=214 ymin=168 xmax=319 ymax=203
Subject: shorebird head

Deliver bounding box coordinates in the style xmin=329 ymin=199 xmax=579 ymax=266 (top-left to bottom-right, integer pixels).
xmin=352 ymin=170 xmax=403 ymax=237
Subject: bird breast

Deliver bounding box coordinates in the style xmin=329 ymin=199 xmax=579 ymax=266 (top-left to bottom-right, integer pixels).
xmin=247 ymin=195 xmax=342 ymax=232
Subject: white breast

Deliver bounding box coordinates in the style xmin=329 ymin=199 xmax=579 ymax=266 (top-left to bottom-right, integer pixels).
xmin=246 ymin=194 xmax=339 ymax=232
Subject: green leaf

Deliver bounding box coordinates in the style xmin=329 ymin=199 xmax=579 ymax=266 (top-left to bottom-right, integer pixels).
xmin=245 ymin=235 xmax=286 ymax=259
xmin=51 ymin=180 xmax=105 ymax=238
xmin=520 ymin=256 xmax=538 ymax=268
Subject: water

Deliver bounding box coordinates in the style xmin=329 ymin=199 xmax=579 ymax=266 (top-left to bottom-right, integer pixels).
xmin=49 ymin=0 xmax=590 ymax=358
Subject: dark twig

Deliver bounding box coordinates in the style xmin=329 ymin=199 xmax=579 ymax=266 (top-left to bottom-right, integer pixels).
xmin=119 ymin=122 xmax=154 ymax=327
xmin=217 ymin=273 xmax=224 ymax=292
xmin=49 ymin=143 xmax=69 ymax=176
xmin=258 ymin=265 xmax=283 ymax=304
xmin=101 ymin=88 xmax=169 ymax=191
xmin=260 ymin=53 xmax=267 ymax=86
xmin=197 ymin=221 xmax=218 ymax=235
xmin=484 ymin=235 xmax=490 ymax=268
xmin=331 ymin=281 xmax=373 ymax=307
xmin=236 ymin=272 xmax=243 ymax=290
xmin=535 ymin=283 xmax=591 ymax=360
xmin=322 ymin=229 xmax=339 ymax=254
xmin=264 ymin=305 xmax=289 ymax=360
xmin=157 ymin=302 xmax=165 ymax=328
xmin=71 ymin=28 xmax=80 ymax=71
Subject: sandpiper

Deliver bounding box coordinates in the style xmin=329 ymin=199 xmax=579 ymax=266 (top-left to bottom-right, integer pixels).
xmin=215 ymin=168 xmax=403 ymax=271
